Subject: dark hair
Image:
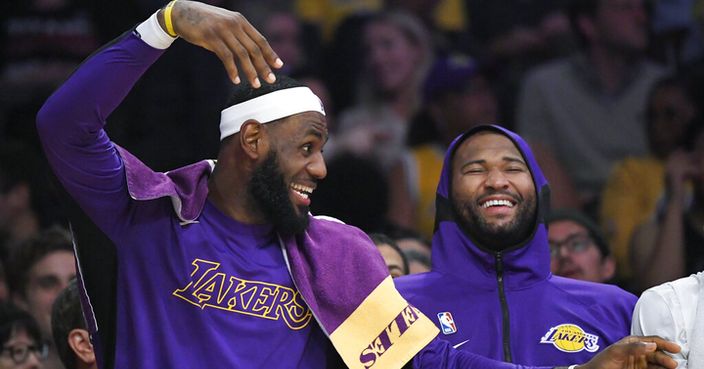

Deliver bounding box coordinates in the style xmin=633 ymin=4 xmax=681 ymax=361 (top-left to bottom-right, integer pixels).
xmin=52 ymin=279 xmax=85 ymax=369
xmin=8 ymin=226 xmax=74 ymax=298
xmin=403 ymin=249 xmax=431 ymax=269
xmin=368 ymin=233 xmax=409 ymax=275
xmin=546 ymin=208 xmax=610 ymax=258
xmin=223 ymin=74 xmax=305 ymax=109
xmin=0 ymin=302 xmax=42 ymax=347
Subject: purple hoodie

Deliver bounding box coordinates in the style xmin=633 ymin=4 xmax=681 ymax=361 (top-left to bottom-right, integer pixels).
xmin=395 ymin=126 xmax=636 ymax=367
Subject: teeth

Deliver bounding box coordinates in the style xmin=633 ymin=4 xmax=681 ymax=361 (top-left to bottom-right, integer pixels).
xmin=291 ymin=183 xmax=313 ymax=199
xmin=481 ymin=199 xmax=514 ymax=208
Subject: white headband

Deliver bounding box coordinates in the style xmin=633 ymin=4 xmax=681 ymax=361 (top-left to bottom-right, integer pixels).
xmin=219 ymin=86 xmax=326 ymax=140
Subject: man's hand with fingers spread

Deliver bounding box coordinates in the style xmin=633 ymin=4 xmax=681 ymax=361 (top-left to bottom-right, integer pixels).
xmin=157 ymin=0 xmax=282 ymax=86
xmin=575 ymin=336 xmax=680 ymax=369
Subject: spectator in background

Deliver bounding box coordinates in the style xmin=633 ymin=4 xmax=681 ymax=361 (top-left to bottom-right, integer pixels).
xmin=51 ymin=279 xmax=96 ymax=369
xmin=369 ymin=233 xmax=409 ymax=278
xmin=8 ymin=227 xmax=76 ymax=369
xmin=516 ymin=0 xmax=665 ymax=214
xmin=464 ymin=0 xmax=573 ymax=129
xmin=0 ymin=303 xmax=47 ymax=369
xmin=335 ymin=11 xmax=432 ymax=171
xmin=601 ymin=75 xmax=698 ymax=283
xmin=631 ymin=122 xmax=704 ymax=292
xmin=631 ymin=271 xmax=703 ymax=368
xmin=547 ymin=209 xmax=615 ymax=284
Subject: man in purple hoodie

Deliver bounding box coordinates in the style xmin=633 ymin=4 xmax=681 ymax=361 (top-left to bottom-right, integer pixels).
xmin=35 ymin=1 xmax=678 ymax=368
xmin=396 ymin=126 xmax=638 ymax=367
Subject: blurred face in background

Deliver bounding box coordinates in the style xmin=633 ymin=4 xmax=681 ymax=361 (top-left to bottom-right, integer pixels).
xmin=264 ymin=13 xmax=303 ymax=72
xmin=16 ymin=251 xmax=75 ymax=340
xmin=0 ymin=328 xmax=45 ymax=369
xmin=647 ymin=83 xmax=696 ymax=158
xmin=376 ymin=243 xmax=407 ymax=278
xmin=364 ymin=19 xmax=423 ymax=95
xmin=549 ymin=220 xmax=614 ymax=283
xmin=593 ymin=0 xmax=648 ymax=53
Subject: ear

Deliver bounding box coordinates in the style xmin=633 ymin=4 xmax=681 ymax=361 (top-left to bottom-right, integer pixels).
xmin=68 ymin=329 xmax=96 ymax=364
xmin=600 ymin=256 xmax=616 ymax=282
xmin=239 ymin=120 xmax=267 ymax=160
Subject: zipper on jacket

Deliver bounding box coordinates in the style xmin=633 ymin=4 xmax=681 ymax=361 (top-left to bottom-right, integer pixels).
xmin=495 ymin=252 xmax=512 ymax=362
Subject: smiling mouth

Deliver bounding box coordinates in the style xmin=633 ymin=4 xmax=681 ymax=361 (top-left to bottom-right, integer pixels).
xmin=290 ymin=183 xmax=313 ymax=200
xmin=480 ymin=199 xmax=516 ymax=208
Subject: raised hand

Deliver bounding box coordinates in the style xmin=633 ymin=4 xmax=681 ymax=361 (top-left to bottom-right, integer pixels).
xmin=158 ymin=1 xmax=282 ymax=86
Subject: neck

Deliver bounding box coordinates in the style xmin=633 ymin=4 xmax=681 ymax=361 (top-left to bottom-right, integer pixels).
xmin=207 ymin=167 xmax=266 ymax=225
xmin=587 ymin=45 xmax=635 ymax=94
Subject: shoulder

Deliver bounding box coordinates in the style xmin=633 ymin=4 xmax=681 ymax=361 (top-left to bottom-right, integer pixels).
xmin=550 ymin=276 xmax=637 ymax=311
xmin=307 ymin=215 xmax=376 ymax=250
xmin=394 ymin=272 xmax=457 ymax=300
xmin=637 ymin=274 xmax=700 ymax=312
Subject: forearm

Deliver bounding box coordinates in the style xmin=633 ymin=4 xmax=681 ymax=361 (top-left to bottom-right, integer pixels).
xmin=640 ymin=197 xmax=686 ymax=289
xmin=413 ymin=338 xmax=553 ymax=369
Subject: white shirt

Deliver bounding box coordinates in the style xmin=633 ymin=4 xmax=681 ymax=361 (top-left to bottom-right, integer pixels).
xmin=631 ymin=272 xmax=703 ymax=369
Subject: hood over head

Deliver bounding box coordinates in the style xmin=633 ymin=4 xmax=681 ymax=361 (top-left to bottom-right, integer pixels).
xmin=431 ymin=124 xmax=552 ymax=289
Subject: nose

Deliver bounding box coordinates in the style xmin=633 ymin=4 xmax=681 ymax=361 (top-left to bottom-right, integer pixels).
xmin=308 ymin=152 xmax=327 ymax=180
xmin=484 ymin=168 xmax=509 ymax=189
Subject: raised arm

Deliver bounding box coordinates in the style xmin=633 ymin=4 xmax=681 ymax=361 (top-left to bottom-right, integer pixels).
xmin=36 ymin=1 xmax=281 ymax=234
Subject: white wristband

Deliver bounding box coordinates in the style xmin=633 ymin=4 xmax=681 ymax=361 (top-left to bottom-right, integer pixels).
xmin=134 ymin=11 xmax=177 ymax=50
xmin=568 ymin=365 xmax=578 ymax=369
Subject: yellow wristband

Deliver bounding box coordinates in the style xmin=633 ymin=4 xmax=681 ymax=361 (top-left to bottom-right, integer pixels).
xmin=164 ymin=0 xmax=178 ymax=37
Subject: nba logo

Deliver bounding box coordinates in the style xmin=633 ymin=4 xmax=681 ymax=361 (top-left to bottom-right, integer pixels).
xmin=437 ymin=312 xmax=457 ymax=335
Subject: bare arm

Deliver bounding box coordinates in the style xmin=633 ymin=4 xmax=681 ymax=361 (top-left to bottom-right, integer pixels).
xmin=632 ymin=151 xmax=693 ymax=290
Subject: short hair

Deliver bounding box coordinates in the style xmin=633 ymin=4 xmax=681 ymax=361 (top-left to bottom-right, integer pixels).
xmin=223 ymin=73 xmax=305 ymax=109
xmin=546 ymin=208 xmax=610 ymax=258
xmin=52 ymin=279 xmax=85 ymax=369
xmin=0 ymin=302 xmax=42 ymax=347
xmin=8 ymin=226 xmax=74 ymax=298
xmin=368 ymin=233 xmax=409 ymax=275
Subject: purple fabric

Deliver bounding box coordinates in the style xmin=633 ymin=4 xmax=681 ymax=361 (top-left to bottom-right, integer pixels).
xmin=117 ymin=146 xmax=211 ymax=222
xmin=282 ymin=217 xmax=389 ymax=333
xmin=396 ymin=125 xmax=637 ymax=366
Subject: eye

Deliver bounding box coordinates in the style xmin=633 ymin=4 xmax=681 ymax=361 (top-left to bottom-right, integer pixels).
xmin=301 ymin=143 xmax=313 ymax=155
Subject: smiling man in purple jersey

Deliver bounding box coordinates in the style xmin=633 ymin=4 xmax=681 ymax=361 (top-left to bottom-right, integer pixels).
xmin=36 ymin=1 xmax=679 ymax=368
xmin=396 ymin=125 xmax=641 ymax=367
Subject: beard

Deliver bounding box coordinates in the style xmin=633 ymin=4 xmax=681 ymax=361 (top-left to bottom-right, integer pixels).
xmin=452 ymin=190 xmax=536 ymax=252
xmin=248 ymin=151 xmax=309 ymax=236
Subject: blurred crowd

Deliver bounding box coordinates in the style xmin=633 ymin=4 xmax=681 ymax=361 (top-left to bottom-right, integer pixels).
xmin=1 ymin=0 xmax=704 ymax=367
